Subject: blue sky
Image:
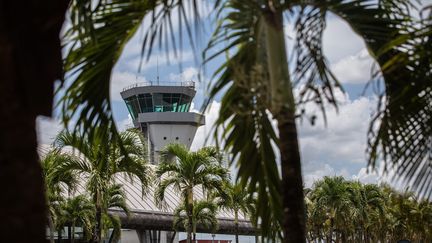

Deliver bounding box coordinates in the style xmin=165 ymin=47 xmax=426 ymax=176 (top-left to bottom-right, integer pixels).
xmin=36 ymin=1 xmax=431 ymax=188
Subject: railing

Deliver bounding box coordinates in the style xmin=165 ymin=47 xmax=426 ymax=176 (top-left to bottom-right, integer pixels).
xmin=122 ymin=81 xmax=195 ymax=91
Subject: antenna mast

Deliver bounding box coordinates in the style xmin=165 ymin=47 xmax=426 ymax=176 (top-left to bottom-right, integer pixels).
xmin=157 ymin=57 xmax=160 ymax=85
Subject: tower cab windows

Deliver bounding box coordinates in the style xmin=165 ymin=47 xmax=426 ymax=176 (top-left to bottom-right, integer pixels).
xmin=124 ymin=93 xmax=192 ymax=118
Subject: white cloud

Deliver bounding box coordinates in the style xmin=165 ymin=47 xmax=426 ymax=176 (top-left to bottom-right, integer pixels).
xmin=116 ymin=114 xmax=135 ymax=132
xmin=298 ymin=94 xmax=379 ymax=186
xmin=169 ymin=67 xmax=199 ymax=82
xmin=190 ymin=101 xmax=221 ymax=151
xmin=298 ymin=94 xmax=376 ymax=164
xmin=36 ymin=116 xmax=64 ymax=146
xmin=331 ymin=49 xmax=375 ymax=84
xmin=110 ymin=71 xmax=147 ymax=101
xmin=323 ymin=15 xmax=366 ymax=62
xmin=285 ymin=15 xmax=374 ymax=85
xmin=352 ymin=167 xmax=379 ymax=184
xmin=304 ymin=163 xmax=351 ymax=187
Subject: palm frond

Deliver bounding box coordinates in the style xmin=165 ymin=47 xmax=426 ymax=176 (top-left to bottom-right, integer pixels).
xmin=62 ymin=0 xmax=152 ymax=146
xmin=204 ymin=1 xmax=282 ymax=240
xmin=154 ymin=176 xmax=180 ymax=209
xmin=106 ymin=214 xmax=122 ymax=243
xmin=139 ymin=0 xmax=204 ymax=63
xmin=106 ymin=183 xmax=129 ymax=215
xmin=315 ymin=0 xmax=432 ymax=199
xmin=292 ymin=5 xmax=341 ymax=122
xmin=160 ymin=143 xmax=190 ymax=163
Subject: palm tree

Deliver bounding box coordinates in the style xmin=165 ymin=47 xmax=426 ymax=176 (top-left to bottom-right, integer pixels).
xmin=41 ymin=149 xmax=79 ymax=243
xmin=358 ymin=184 xmax=385 ymax=242
xmin=304 ymin=177 xmax=432 ymax=242
xmin=61 ymin=195 xmax=95 ymax=243
xmin=54 ymin=129 xmax=152 ymax=242
xmin=212 ymin=182 xmax=255 ymax=243
xmin=173 ymin=200 xmax=218 ymax=241
xmin=60 ymin=0 xmax=431 ymax=242
xmin=309 ymin=176 xmax=353 ymax=242
xmin=103 ymin=183 xmax=130 ymax=243
xmin=155 ymin=144 xmax=229 ymax=243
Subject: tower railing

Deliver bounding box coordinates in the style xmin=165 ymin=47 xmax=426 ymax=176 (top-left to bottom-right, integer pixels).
xmin=122 ymin=81 xmax=195 ymax=91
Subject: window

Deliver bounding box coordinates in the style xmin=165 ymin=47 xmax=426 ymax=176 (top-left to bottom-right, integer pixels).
xmin=129 ymin=92 xmax=193 ymax=113
xmin=124 ymin=96 xmax=139 ymax=118
xmin=138 ymin=94 xmax=153 ymax=112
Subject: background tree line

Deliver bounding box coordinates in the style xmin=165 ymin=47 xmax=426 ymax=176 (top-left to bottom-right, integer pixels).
xmin=305 ymin=176 xmax=432 ymax=243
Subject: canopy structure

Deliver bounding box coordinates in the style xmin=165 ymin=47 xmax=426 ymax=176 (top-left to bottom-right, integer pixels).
xmin=109 ymin=174 xmax=256 ymax=235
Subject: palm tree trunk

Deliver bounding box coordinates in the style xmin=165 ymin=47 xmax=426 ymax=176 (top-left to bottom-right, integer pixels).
xmin=95 ymin=205 xmax=103 ymax=243
xmin=48 ymin=215 xmax=56 ymax=243
xmin=328 ymin=218 xmax=334 ymax=243
xmin=186 ymin=189 xmax=193 ymax=243
xmin=263 ymin=4 xmax=306 ymax=243
xmin=187 ymin=206 xmax=193 ymax=243
xmin=234 ymin=210 xmax=239 ymax=243
xmin=71 ymin=222 xmax=75 ymax=243
xmin=169 ymin=231 xmax=176 ymax=243
xmin=68 ymin=226 xmax=72 ymax=242
xmin=58 ymin=228 xmax=63 ymax=242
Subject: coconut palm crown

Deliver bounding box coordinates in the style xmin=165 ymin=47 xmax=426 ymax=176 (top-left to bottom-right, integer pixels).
xmin=41 ymin=149 xmax=80 ymax=243
xmin=54 ymin=129 xmax=152 ymax=242
xmin=173 ymin=200 xmax=219 ymax=241
xmin=212 ymin=182 xmax=255 ymax=243
xmin=155 ymin=143 xmax=229 ymax=243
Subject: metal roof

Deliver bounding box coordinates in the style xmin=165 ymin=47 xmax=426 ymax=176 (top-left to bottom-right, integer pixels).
xmin=75 ymin=173 xmax=256 ymax=235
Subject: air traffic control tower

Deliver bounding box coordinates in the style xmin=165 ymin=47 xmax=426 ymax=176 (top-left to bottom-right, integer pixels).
xmin=120 ymin=81 xmax=205 ymax=163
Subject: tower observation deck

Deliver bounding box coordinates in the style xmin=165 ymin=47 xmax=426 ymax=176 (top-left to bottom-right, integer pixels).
xmin=120 ymin=81 xmax=205 ymax=163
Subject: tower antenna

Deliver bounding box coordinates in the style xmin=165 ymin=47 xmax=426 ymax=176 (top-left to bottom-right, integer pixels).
xmin=157 ymin=56 xmax=160 ymax=85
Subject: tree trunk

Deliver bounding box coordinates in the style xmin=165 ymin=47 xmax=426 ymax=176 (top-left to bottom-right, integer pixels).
xmin=186 ymin=189 xmax=193 ymax=243
xmin=263 ymin=4 xmax=306 ymax=243
xmin=169 ymin=231 xmax=176 ymax=243
xmin=71 ymin=222 xmax=75 ymax=243
xmin=328 ymin=218 xmax=334 ymax=243
xmin=234 ymin=210 xmax=239 ymax=243
xmin=187 ymin=207 xmax=193 ymax=243
xmin=95 ymin=204 xmax=103 ymax=243
xmin=58 ymin=228 xmax=63 ymax=243
xmin=0 ymin=1 xmax=68 ymax=242
xmin=49 ymin=214 xmax=56 ymax=243
xmin=68 ymin=226 xmax=72 ymax=242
